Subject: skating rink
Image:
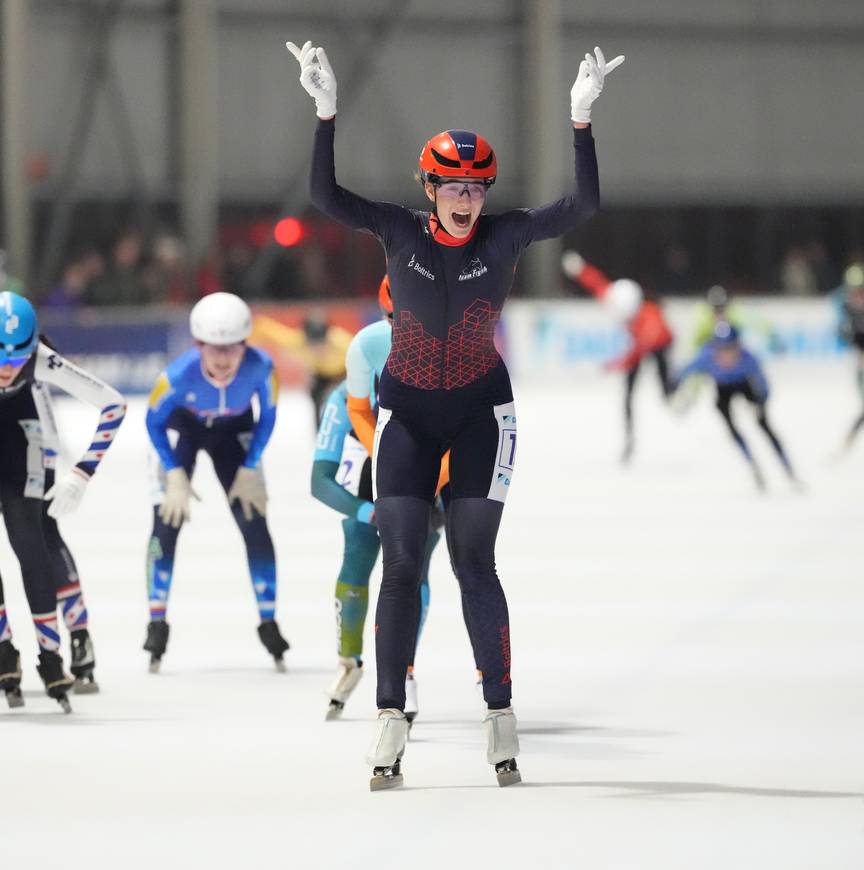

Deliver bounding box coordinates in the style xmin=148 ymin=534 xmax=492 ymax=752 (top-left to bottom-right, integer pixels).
xmin=1 ymin=360 xmax=861 ymax=870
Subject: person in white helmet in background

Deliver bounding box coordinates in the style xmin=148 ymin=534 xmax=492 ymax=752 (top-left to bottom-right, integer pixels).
xmin=142 ymin=292 xmax=289 ymax=672
xmin=562 ymin=251 xmax=674 ymax=462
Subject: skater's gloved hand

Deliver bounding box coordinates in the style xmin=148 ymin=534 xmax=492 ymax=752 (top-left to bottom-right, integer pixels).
xmin=44 ymin=468 xmax=90 ymax=519
xmin=286 ymin=40 xmax=337 ymax=119
xmin=159 ymin=468 xmax=199 ymax=528
xmin=356 ymin=501 xmax=375 ymax=524
xmin=571 ymin=46 xmax=625 ymax=124
xmin=228 ymin=466 xmax=268 ymax=521
xmin=561 ymin=250 xmax=585 ymax=280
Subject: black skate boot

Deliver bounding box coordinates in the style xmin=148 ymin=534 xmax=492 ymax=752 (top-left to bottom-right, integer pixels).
xmin=70 ymin=628 xmax=99 ymax=694
xmin=143 ymin=620 xmax=170 ymax=673
xmin=37 ymin=650 xmax=74 ymax=713
xmin=0 ymin=639 xmax=24 ymax=708
xmin=257 ymin=620 xmax=290 ymax=672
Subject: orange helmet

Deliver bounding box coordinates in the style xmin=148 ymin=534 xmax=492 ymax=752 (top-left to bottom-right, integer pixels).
xmin=378 ymin=274 xmax=393 ymax=316
xmin=418 ymin=130 xmax=497 ymax=186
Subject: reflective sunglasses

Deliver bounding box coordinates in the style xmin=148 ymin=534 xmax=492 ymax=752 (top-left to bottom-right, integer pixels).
xmin=435 ymin=181 xmax=488 ymax=201
xmin=0 ymin=354 xmax=32 ymax=369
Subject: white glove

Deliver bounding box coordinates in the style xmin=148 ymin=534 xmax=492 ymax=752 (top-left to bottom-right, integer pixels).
xmin=44 ymin=468 xmax=90 ymax=519
xmin=571 ymin=46 xmax=625 ymax=124
xmin=228 ymin=466 xmax=268 ymax=522
xmin=286 ymin=40 xmax=337 ymax=119
xmin=562 ymin=250 xmax=586 ymax=280
xmin=158 ymin=468 xmax=199 ymax=529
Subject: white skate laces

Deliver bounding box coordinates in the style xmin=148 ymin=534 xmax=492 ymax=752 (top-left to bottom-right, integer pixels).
xmin=483 ymin=706 xmax=520 ymax=764
xmin=365 ymin=708 xmax=409 ymax=768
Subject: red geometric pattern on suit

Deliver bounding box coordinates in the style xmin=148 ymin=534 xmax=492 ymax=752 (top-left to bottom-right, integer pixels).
xmin=388 ymin=299 xmax=501 ymax=390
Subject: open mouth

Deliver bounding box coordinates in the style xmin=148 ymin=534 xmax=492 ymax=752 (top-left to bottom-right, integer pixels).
xmin=452 ymin=212 xmax=471 ymax=230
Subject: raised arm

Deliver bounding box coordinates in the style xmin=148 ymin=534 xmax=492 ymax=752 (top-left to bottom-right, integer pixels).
xmin=494 ymin=47 xmax=623 ymax=250
xmin=287 ymin=40 xmax=409 ymax=242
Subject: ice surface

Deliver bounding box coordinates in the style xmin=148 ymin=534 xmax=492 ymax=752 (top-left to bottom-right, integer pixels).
xmin=0 ymin=360 xmax=861 ymax=869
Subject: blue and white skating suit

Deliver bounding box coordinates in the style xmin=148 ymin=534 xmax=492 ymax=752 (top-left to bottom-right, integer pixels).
xmin=146 ymin=345 xmax=278 ymax=475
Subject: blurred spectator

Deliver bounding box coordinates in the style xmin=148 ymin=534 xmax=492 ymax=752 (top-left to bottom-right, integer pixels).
xmin=779 ymin=245 xmax=817 ymax=296
xmin=88 ymin=229 xmax=149 ymax=305
xmin=141 ymin=233 xmax=190 ymax=304
xmin=44 ymin=251 xmax=105 ymax=310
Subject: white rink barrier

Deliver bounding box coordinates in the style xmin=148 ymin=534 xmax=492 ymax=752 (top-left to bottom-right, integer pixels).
xmin=501 ymin=297 xmax=847 ymax=382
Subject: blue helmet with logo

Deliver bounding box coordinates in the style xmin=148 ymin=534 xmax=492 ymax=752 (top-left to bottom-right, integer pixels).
xmin=712 ymin=320 xmax=740 ymax=346
xmin=0 ymin=291 xmax=38 ymax=365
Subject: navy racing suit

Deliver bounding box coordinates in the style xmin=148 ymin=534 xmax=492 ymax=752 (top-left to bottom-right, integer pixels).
xmin=310 ymin=118 xmax=599 ymax=710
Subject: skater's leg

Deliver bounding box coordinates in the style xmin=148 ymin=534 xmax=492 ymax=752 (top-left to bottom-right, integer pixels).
xmin=446 ymin=498 xmax=511 ymax=708
xmin=446 ymin=400 xmax=517 ymax=709
xmin=754 ymin=402 xmax=794 ymax=476
xmin=373 ymin=497 xmax=431 ymax=710
xmin=410 ymin=528 xmax=438 ymax=663
xmin=209 ymin=429 xmax=279 ymax=622
xmin=0 ymin=484 xmax=62 ymax=651
xmin=622 ymin=361 xmax=640 ymax=461
xmin=146 ymin=508 xmax=181 ymax=621
xmin=372 ymin=411 xmax=440 ymax=711
xmin=654 ymin=346 xmax=673 ymax=398
xmin=43 ymin=470 xmax=88 ymax=632
xmin=147 ymin=425 xmax=198 ymax=623
xmin=335 ymin=518 xmax=379 ymax=660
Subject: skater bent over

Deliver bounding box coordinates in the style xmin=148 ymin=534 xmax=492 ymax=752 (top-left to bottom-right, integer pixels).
xmin=144 ymin=293 xmax=289 ymax=672
xmin=0 ymin=292 xmax=126 ymax=711
xmin=288 ymin=38 xmax=622 ymax=787
xmin=672 ymin=322 xmax=798 ymax=491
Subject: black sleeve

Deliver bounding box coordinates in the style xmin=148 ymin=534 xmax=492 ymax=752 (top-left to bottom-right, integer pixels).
xmin=490 ymin=125 xmax=599 ymax=255
xmin=310 ymin=118 xmax=412 ymax=247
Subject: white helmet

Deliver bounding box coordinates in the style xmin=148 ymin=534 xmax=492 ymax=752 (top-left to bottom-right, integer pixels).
xmin=190 ymin=293 xmax=252 ymax=345
xmin=605 ymin=279 xmax=643 ymax=322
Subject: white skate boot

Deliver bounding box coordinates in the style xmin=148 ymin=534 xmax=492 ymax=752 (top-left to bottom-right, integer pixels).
xmin=404 ymin=670 xmax=419 ymax=728
xmin=325 ymin=657 xmax=363 ymax=721
xmin=366 ymin=708 xmax=409 ymax=791
xmin=484 ymin=706 xmax=522 ymax=787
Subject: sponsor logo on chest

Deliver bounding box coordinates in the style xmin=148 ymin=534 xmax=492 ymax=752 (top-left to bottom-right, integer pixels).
xmin=407 ymin=253 xmax=435 ymax=281
xmin=458 ymin=257 xmax=489 ymax=282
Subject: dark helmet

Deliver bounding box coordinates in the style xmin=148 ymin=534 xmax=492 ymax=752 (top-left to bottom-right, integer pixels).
xmin=418 ymin=130 xmax=497 ymax=186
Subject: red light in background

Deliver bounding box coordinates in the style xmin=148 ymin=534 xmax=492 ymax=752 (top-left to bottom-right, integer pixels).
xmin=274 ymin=217 xmax=304 ymax=247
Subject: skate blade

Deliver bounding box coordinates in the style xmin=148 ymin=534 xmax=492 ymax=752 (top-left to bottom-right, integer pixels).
xmin=5 ymin=689 xmax=24 ymax=709
xmin=73 ymin=679 xmax=100 ymax=695
xmin=370 ymin=772 xmax=403 ymax=792
xmin=148 ymin=658 xmax=161 ymax=674
xmin=496 ymin=769 xmax=522 ymax=787
xmin=58 ymin=696 xmax=73 ymax=714
xmin=274 ymin=659 xmax=287 ymax=673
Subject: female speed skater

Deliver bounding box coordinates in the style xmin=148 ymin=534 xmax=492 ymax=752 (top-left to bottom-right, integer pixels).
xmin=0 ymin=292 xmax=126 ymax=712
xmin=562 ymin=251 xmax=674 ymax=462
xmin=143 ymin=292 xmax=290 ymax=673
xmin=288 ymin=38 xmax=622 ymax=788
xmin=312 ymin=278 xmax=444 ymax=722
xmin=671 ymin=321 xmax=799 ymax=491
